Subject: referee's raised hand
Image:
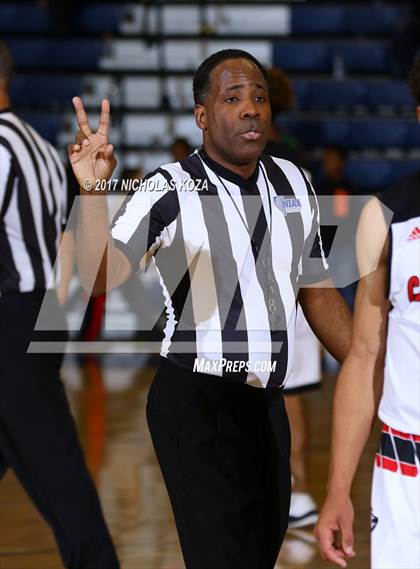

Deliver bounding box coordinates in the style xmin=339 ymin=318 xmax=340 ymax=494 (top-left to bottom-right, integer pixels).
xmin=68 ymin=97 xmax=117 ymax=192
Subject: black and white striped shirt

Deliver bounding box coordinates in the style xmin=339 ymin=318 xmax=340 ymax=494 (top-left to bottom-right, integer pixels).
xmin=0 ymin=110 xmax=67 ymax=295
xmin=111 ymin=149 xmax=329 ymax=388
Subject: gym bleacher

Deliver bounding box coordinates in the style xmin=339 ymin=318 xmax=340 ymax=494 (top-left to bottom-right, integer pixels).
xmin=3 ymin=0 xmax=419 ymax=191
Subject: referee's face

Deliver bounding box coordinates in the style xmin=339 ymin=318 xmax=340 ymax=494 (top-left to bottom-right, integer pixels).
xmin=196 ymin=58 xmax=271 ymax=174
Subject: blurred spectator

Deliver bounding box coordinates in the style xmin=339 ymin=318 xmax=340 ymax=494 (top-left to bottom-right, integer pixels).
xmin=264 ymin=67 xmax=306 ymax=168
xmin=317 ymin=146 xmax=355 ymax=196
xmin=170 ymin=137 xmax=193 ymax=162
xmin=392 ymin=0 xmax=420 ymax=78
xmin=316 ymin=146 xmax=355 ymax=254
xmin=317 ymin=146 xmax=358 ymax=310
xmin=118 ymin=166 xmax=144 ymax=191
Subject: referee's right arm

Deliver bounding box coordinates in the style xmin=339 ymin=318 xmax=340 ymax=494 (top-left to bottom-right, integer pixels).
xmin=68 ymin=97 xmax=132 ymax=295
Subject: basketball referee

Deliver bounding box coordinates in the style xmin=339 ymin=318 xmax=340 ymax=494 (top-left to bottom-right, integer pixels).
xmin=69 ymin=49 xmax=352 ymax=568
xmin=0 ymin=43 xmax=119 ymax=568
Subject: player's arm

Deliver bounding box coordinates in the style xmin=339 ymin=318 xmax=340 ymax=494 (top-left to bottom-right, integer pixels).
xmin=315 ymin=197 xmax=390 ymax=568
xmin=68 ymin=97 xmax=131 ymax=295
xmin=298 ymin=282 xmax=352 ymax=363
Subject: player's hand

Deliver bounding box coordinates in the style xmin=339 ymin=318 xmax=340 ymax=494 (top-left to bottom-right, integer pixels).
xmin=315 ymin=492 xmax=355 ymax=567
xmin=67 ymin=97 xmax=117 ymax=191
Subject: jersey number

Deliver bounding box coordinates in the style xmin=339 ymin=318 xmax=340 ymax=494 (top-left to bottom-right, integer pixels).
xmin=407 ymin=276 xmax=420 ymax=302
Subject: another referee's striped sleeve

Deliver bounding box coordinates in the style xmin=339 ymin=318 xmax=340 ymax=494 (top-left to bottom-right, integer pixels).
xmin=0 ymin=144 xmax=12 ymax=213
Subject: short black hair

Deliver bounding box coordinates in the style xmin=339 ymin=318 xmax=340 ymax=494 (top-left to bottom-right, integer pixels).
xmin=0 ymin=42 xmax=14 ymax=89
xmin=408 ymin=55 xmax=420 ymax=106
xmin=193 ymin=49 xmax=267 ymax=105
xmin=171 ymin=137 xmax=192 ymax=151
xmin=267 ymin=67 xmax=295 ymax=116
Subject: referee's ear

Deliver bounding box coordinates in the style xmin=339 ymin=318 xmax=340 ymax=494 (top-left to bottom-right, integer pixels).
xmin=194 ymin=104 xmax=207 ymax=132
xmin=417 ymin=106 xmax=420 ymax=125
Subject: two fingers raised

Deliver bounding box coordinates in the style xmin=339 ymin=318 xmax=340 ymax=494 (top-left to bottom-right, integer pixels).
xmin=72 ymin=96 xmax=110 ymax=139
xmin=68 ymin=98 xmax=112 ymax=160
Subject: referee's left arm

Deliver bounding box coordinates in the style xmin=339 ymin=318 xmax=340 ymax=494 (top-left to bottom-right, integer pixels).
xmin=297 ymin=169 xmax=352 ymax=362
xmin=299 ymin=281 xmax=352 ymax=363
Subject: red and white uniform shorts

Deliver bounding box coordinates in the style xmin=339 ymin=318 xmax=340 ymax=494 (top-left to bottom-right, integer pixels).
xmin=371 ymin=424 xmax=420 ymax=569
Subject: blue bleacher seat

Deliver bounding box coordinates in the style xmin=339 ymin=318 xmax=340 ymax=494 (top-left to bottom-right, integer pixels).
xmin=274 ymin=42 xmax=389 ymax=73
xmin=291 ymin=5 xmax=403 ymax=36
xmin=277 ymin=118 xmax=324 ymax=149
xmin=345 ymin=6 xmax=403 ymax=36
xmin=0 ymin=3 xmax=123 ymax=33
xmin=346 ymin=121 xmax=410 ymax=149
xmin=366 ymin=81 xmax=415 ymax=110
xmin=4 ymin=39 xmax=49 ymax=67
xmin=323 ymin=121 xmax=352 ymax=147
xmin=78 ymin=5 xmax=123 ymax=33
xmin=353 ymin=119 xmax=420 ymax=148
xmin=21 ymin=114 xmax=62 ymax=144
xmin=49 ymin=41 xmax=103 ymax=69
xmin=335 ymin=43 xmax=390 ymax=73
xmin=5 ymin=39 xmax=102 ymax=69
xmin=291 ymin=7 xmax=345 ymax=35
xmin=346 ymin=160 xmax=420 ymax=190
xmin=292 ymin=80 xmax=413 ymax=112
xmin=276 ymin=118 xmax=420 ymax=150
xmin=10 ymin=76 xmax=83 ymax=108
xmin=272 ymin=43 xmax=331 ymax=72
xmin=392 ymin=160 xmax=420 ymax=184
xmin=346 ymin=160 xmax=393 ymax=190
xmin=390 ymin=161 xmax=420 ymax=183
xmin=291 ymin=81 xmax=310 ymax=108
xmin=0 ymin=4 xmax=51 ymax=33
xmin=0 ymin=5 xmax=15 ymax=31
xmin=301 ymin=81 xmax=367 ymax=109
xmin=407 ymin=123 xmax=420 ymax=147
xmin=280 ymin=119 xmax=345 ymax=149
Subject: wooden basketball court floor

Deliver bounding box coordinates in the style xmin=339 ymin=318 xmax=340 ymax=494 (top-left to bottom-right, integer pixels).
xmin=0 ymin=357 xmax=378 ymax=569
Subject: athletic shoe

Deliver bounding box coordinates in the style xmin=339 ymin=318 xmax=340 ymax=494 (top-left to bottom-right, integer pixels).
xmin=288 ymin=492 xmax=319 ymax=528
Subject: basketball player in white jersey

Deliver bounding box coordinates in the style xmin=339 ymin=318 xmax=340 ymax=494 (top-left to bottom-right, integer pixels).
xmin=315 ymin=56 xmax=420 ymax=569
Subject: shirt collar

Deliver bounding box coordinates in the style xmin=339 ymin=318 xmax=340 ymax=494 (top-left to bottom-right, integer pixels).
xmin=199 ymin=147 xmax=260 ymax=190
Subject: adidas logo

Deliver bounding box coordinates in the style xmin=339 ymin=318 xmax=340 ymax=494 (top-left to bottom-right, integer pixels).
xmin=407 ymin=227 xmax=420 ymax=241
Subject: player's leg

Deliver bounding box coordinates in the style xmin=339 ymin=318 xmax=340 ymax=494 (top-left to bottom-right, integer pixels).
xmin=371 ymin=426 xmax=420 ymax=569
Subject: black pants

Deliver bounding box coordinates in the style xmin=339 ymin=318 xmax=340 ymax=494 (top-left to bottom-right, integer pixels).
xmin=0 ymin=290 xmax=119 ymax=569
xmin=147 ymin=357 xmax=291 ymax=569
